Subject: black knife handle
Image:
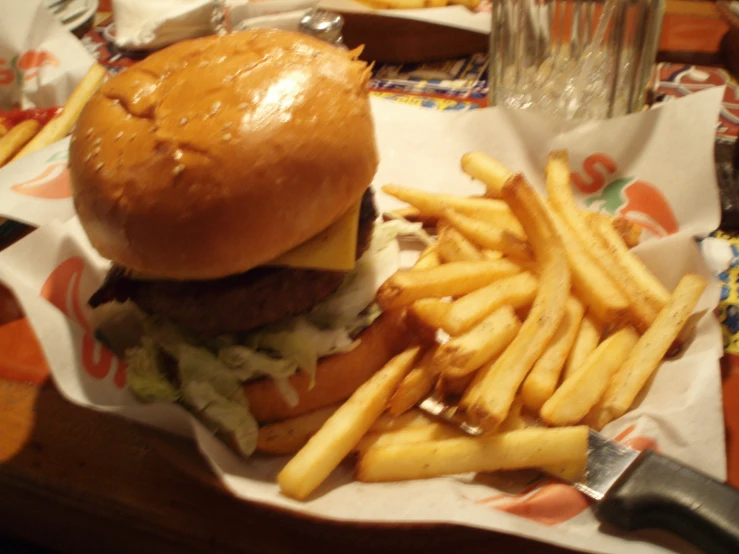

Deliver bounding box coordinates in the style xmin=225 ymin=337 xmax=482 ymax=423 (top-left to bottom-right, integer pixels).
xmin=596 ymin=449 xmax=739 ymax=554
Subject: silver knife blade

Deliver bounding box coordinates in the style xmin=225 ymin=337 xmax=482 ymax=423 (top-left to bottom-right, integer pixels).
xmin=572 ymin=429 xmax=639 ymax=501
xmin=415 ymin=399 xmax=739 ymax=551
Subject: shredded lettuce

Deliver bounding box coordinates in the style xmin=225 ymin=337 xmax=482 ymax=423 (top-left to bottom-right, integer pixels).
xmin=182 ymin=380 xmax=258 ymax=457
xmin=123 ymin=218 xmax=417 ymax=457
xmin=125 ymin=337 xmax=180 ymax=403
xmin=379 ymin=213 xmax=434 ymax=246
xmin=143 ymin=317 xmax=195 ymax=358
xmin=176 ymin=343 xmax=243 ymax=401
xmin=274 ymin=376 xmax=300 ymax=409
xmin=248 ymin=317 xmax=359 ymax=387
xmin=124 ymin=338 xmax=259 ymax=456
xmin=218 ymin=346 xmax=298 ymax=381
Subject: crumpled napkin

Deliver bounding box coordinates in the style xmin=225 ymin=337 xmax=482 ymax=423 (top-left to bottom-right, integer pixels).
xmin=111 ymin=0 xmax=216 ymax=50
xmin=218 ymin=0 xmax=318 ymax=32
xmin=111 ymin=0 xmax=320 ymax=51
xmin=0 ymin=0 xmax=96 ymax=109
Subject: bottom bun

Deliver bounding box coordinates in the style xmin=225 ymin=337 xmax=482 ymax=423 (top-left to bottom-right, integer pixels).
xmin=245 ymin=309 xmax=416 ymax=423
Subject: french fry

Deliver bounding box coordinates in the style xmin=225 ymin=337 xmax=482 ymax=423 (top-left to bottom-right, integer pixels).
xmin=482 ymin=250 xmax=504 ymax=260
xmin=543 ymin=457 xmax=587 ymax=483
xmin=520 ymin=297 xmax=585 ymax=412
xmin=356 ymin=426 xmax=589 ymax=482
xmin=256 ymin=399 xmax=438 ymax=456
xmin=416 ymin=242 xmax=438 ymax=259
xmin=588 ymin=211 xmax=642 ymax=249
xmin=433 ymin=305 xmax=521 ymax=378
xmin=257 ymin=404 xmax=339 ymax=455
xmin=257 ymin=408 xmax=432 ymax=454
xmin=586 ymin=274 xmax=707 ymax=430
xmin=587 ymin=212 xmax=671 ymax=310
xmin=547 ymin=151 xmax=658 ymax=331
xmin=388 ymin=346 xmax=440 ymax=417
xmin=540 ymin=327 xmax=639 ymax=426
xmin=548 ymin=206 xmax=630 ymax=324
xmin=359 ymin=0 xmax=451 ymax=8
xmin=385 ymin=207 xmax=439 ymax=228
xmin=377 ymin=260 xmax=521 ymax=310
xmin=371 ymin=409 xmax=433 ymax=433
xmin=508 ymin=406 xmax=586 ymax=481
xmin=0 ymin=121 xmax=8 ymax=137
xmin=460 ymin=151 xmax=515 ymax=198
xmin=562 ymin=311 xmax=603 ymax=380
xmin=448 ymin=0 xmax=480 ymax=8
xmin=442 ymin=208 xmax=532 ymax=262
xmin=610 ymin=216 xmax=643 ymax=249
xmin=360 ymin=0 xmax=426 ymax=8
xmin=14 ymin=63 xmax=106 ymax=160
xmin=382 ymin=185 xmax=514 ymax=222
xmin=451 ymin=206 xmax=524 ymax=238
xmin=442 ymin=272 xmax=537 ymax=335
xmin=462 ymin=174 xmax=571 ymax=430
xmin=278 ymin=345 xmax=423 ymax=500
xmin=409 ymin=298 xmax=452 ymax=330
xmin=356 ymin=422 xmax=463 ymax=455
xmin=412 ymin=243 xmax=442 ymax=270
xmin=383 ymin=184 xmax=525 ymax=238
xmin=410 ymin=298 xmax=452 ymax=329
xmin=0 ymin=120 xmax=40 ymax=166
xmin=497 ymin=400 xmax=528 ymax=432
xmin=436 ymin=372 xmax=476 ymax=399
xmin=437 ymin=226 xmax=484 ymax=262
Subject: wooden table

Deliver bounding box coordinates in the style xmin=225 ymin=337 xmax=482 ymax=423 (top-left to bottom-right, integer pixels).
xmin=1 ymin=3 xmax=738 ymax=553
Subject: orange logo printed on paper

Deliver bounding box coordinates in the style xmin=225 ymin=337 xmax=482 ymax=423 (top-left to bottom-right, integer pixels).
xmin=40 ymin=257 xmax=126 ymax=388
xmin=11 ymin=162 xmax=71 ymax=199
xmin=473 ymin=426 xmax=658 ymax=525
xmin=0 ymin=50 xmax=59 ymax=86
xmin=0 ymin=57 xmax=14 ymax=86
xmin=474 ymin=478 xmax=590 ymax=525
xmin=571 ymin=153 xmax=679 ymax=237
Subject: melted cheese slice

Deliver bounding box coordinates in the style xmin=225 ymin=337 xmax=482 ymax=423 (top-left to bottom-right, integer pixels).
xmin=268 ymin=201 xmax=361 ymax=271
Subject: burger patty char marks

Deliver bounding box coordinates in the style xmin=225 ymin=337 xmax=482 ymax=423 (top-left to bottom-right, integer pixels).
xmin=89 ymin=189 xmax=377 ymax=335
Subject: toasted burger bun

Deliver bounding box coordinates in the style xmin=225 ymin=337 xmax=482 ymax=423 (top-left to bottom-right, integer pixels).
xmin=245 ymin=309 xmax=418 ymax=423
xmin=70 ymin=29 xmax=378 ymax=280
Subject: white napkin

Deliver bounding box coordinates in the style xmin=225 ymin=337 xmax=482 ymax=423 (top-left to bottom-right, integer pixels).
xmin=0 ymin=0 xmax=97 ymax=109
xmin=111 ymin=0 xmax=216 ymax=50
xmin=220 ymin=0 xmax=318 ymax=33
xmin=111 ymin=0 xmax=322 ymax=50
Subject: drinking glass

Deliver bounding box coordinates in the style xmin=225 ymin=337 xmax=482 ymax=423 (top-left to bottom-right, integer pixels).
xmin=488 ymin=0 xmax=665 ymax=119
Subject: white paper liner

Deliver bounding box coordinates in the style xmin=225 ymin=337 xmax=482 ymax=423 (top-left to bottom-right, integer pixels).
xmin=0 ymin=90 xmax=728 ymax=554
xmin=0 ymin=1 xmax=97 ymax=110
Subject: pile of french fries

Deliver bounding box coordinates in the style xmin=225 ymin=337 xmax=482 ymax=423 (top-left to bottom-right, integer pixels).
xmin=267 ymin=149 xmax=708 ymax=501
xmin=0 ymin=63 xmax=106 ymax=169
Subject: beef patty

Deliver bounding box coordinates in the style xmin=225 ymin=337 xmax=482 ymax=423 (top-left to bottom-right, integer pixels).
xmin=89 ymin=188 xmax=377 ymax=335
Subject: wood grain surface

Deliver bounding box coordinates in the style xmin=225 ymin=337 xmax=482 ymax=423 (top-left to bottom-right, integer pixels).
xmin=0 ymin=379 xmax=577 ymax=554
xmin=341 ymin=13 xmax=488 ymax=63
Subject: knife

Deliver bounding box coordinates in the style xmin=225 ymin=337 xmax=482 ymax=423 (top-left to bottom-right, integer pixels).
xmin=418 ymin=397 xmax=739 ymax=553
xmin=575 ymin=429 xmax=739 ymax=554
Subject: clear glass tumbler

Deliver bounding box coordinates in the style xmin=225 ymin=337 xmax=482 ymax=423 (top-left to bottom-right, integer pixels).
xmin=488 ymin=0 xmax=665 ymax=119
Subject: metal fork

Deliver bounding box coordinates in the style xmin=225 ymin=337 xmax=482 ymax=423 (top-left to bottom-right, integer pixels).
xmin=417 ymin=396 xmax=483 ymax=436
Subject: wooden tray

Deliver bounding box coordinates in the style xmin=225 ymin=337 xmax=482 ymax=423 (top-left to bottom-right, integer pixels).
xmin=339 ymin=12 xmax=488 ymax=63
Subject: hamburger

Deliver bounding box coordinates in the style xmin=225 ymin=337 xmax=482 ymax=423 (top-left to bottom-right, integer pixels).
xmin=69 ymin=29 xmax=417 ymax=456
